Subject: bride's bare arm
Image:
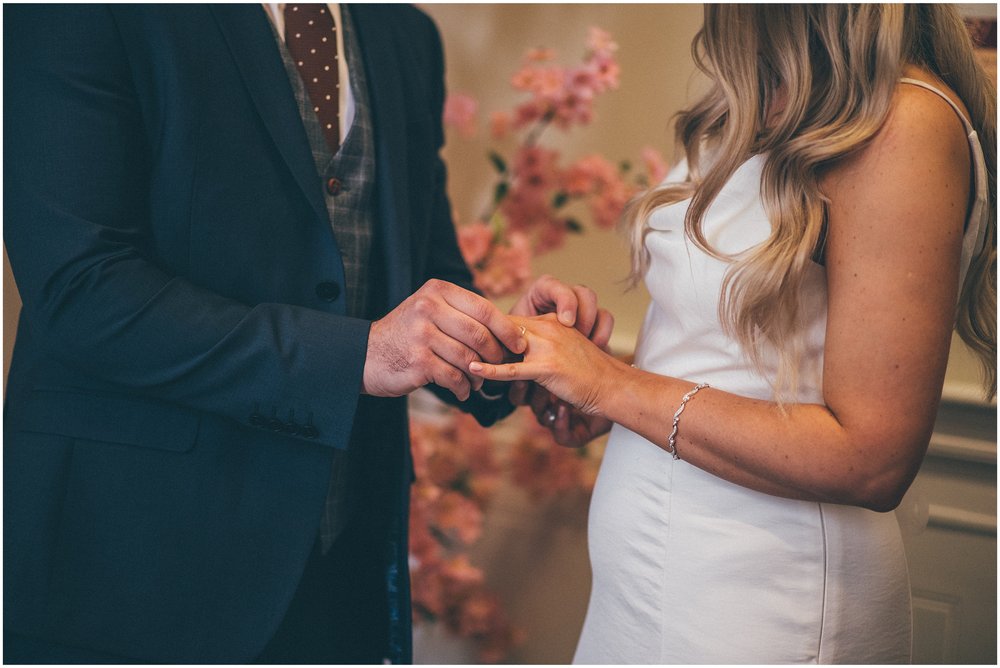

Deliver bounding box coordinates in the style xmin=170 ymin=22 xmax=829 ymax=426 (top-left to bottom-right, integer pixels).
xmin=470 ymin=82 xmax=971 ymax=511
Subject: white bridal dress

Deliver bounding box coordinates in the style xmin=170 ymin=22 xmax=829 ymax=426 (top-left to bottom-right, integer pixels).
xmin=573 ymin=79 xmax=989 ymax=664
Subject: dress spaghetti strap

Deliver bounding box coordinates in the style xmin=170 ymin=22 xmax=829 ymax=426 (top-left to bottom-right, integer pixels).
xmin=899 ymin=77 xmax=990 ymax=289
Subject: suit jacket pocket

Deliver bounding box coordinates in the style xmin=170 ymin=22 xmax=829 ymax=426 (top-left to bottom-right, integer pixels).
xmin=15 ymin=388 xmax=199 ymax=453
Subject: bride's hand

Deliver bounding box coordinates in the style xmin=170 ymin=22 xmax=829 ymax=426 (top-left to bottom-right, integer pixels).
xmin=506 ymin=276 xmax=614 ymax=407
xmin=468 ymin=313 xmax=624 ymax=417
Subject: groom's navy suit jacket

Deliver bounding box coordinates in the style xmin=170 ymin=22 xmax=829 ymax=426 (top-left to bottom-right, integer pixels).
xmin=3 ymin=4 xmax=508 ymax=663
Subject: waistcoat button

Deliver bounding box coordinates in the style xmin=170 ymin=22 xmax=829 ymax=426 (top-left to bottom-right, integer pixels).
xmin=316 ymin=281 xmax=341 ymax=302
xmin=325 ymin=177 xmax=342 ymax=196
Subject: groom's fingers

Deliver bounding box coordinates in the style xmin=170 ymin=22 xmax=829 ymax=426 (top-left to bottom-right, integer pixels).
xmin=428 ymin=326 xmax=485 ymax=393
xmin=434 ymin=280 xmax=527 ymax=356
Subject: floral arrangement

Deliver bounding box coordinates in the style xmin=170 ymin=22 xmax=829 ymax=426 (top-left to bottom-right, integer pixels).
xmin=444 ymin=27 xmax=669 ymax=300
xmin=409 ymin=28 xmax=668 ymax=662
xmin=408 ymin=411 xmax=600 ymax=662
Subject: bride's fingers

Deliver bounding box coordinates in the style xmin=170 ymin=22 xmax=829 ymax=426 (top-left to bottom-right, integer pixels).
xmin=468 ymin=360 xmax=535 ymax=381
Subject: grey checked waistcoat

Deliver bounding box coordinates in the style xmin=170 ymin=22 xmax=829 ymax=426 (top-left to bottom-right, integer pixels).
xmin=271 ymin=8 xmax=376 ymax=552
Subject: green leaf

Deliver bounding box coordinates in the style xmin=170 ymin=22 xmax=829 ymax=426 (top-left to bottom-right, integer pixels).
xmin=488 ymin=151 xmax=507 ymax=174
xmin=552 ymin=191 xmax=569 ymax=209
xmin=493 ymin=181 xmax=509 ymax=204
xmin=566 ymin=218 xmax=584 ymax=233
xmin=451 ymin=471 xmax=472 ymax=495
xmin=489 ymin=211 xmax=507 ymax=237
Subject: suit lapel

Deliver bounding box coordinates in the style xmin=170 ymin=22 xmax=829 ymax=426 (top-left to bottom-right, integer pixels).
xmin=347 ymin=5 xmax=413 ymax=309
xmin=210 ymin=5 xmax=328 ymax=224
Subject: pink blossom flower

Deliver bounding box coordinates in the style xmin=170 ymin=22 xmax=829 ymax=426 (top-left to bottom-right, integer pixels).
xmin=640 ymin=147 xmax=670 ymax=185
xmin=409 ymin=497 xmax=442 ymax=564
xmin=426 ymin=446 xmax=464 ymax=488
xmin=490 ymin=111 xmax=512 ymax=140
xmin=513 ymin=64 xmax=565 ymax=100
xmin=432 ymin=490 xmax=483 ymax=546
xmin=512 ymin=99 xmax=545 ymax=129
xmin=457 ymin=220 xmax=494 ymax=267
xmin=507 ymin=412 xmax=602 ymax=500
xmin=562 ymin=164 xmax=595 ymax=197
xmin=479 ymin=629 xmax=523 ymax=664
xmin=473 ymin=231 xmax=533 ymax=298
xmin=509 ymin=64 xmax=536 ymax=91
xmin=443 ymin=93 xmax=478 ymax=139
xmin=535 ymin=67 xmax=567 ymax=100
xmin=512 ymin=145 xmax=559 ymax=188
xmin=590 ymin=53 xmax=621 ymax=91
xmin=524 ymin=47 xmax=556 ymax=63
xmin=566 ymin=66 xmax=600 ymax=101
xmin=410 ymin=563 xmax=445 ymax=619
xmin=498 ymin=145 xmax=562 ymax=236
xmin=453 ymin=414 xmax=499 ymax=476
xmin=456 ymin=591 xmax=502 ymax=636
xmin=500 ymin=187 xmax=547 ymax=232
xmin=534 ymin=218 xmax=569 ymax=254
xmin=562 ymin=154 xmax=616 ymax=195
xmin=587 ymin=26 xmax=619 ymax=55
xmin=409 ymin=422 xmax=431 ymax=480
xmin=552 ymin=91 xmax=595 ymax=129
xmin=440 ymin=555 xmax=484 ymax=597
xmin=590 ymin=178 xmax=631 ymax=229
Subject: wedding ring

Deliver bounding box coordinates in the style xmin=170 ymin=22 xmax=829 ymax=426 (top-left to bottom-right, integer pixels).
xmin=519 ymin=325 xmax=527 ymax=336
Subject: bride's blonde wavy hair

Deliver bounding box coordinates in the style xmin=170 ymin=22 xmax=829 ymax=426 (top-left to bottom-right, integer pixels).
xmin=625 ymin=4 xmax=997 ymax=400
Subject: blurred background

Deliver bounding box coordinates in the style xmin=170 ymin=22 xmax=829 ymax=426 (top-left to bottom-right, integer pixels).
xmin=3 ymin=3 xmax=996 ymax=664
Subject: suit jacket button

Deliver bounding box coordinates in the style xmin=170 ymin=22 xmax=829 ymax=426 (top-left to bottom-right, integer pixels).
xmin=282 ymin=421 xmax=301 ymax=436
xmin=316 ymin=281 xmax=340 ymax=302
xmin=266 ymin=418 xmax=284 ymax=432
xmin=301 ymin=425 xmax=319 ymax=439
xmin=249 ymin=413 xmax=266 ymax=427
xmin=325 ymin=177 xmax=342 ymax=196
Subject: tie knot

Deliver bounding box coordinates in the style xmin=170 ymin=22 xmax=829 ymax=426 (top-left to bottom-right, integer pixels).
xmin=284 ymin=4 xmax=333 ymax=29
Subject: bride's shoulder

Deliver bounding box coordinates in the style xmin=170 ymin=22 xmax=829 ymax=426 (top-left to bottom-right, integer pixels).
xmin=822 ymin=75 xmax=970 ymax=197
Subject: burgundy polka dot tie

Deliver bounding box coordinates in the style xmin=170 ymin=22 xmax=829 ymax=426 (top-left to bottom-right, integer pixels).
xmin=284 ymin=4 xmax=341 ymax=150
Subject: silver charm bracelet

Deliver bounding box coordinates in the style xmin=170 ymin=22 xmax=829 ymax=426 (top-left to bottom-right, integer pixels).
xmin=665 ymin=382 xmax=710 ymax=460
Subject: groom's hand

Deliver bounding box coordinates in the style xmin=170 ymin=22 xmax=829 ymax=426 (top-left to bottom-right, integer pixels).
xmin=362 ymin=279 xmax=527 ymax=402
